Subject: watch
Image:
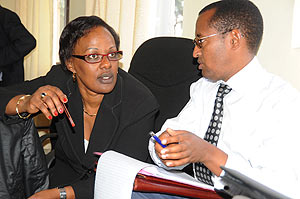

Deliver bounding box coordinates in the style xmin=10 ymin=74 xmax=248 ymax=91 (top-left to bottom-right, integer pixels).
xmin=58 ymin=187 xmax=67 ymax=199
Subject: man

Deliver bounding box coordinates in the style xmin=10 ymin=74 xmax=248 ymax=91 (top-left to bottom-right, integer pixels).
xmin=0 ymin=5 xmax=36 ymax=87
xmin=133 ymin=0 xmax=300 ymax=198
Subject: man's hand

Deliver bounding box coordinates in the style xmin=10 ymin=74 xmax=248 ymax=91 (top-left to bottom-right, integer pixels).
xmin=154 ymin=128 xmax=228 ymax=176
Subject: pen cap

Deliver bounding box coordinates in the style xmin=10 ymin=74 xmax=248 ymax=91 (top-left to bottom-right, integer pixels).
xmin=149 ymin=131 xmax=155 ymax=137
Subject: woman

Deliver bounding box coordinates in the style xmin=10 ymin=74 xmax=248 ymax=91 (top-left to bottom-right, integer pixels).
xmin=0 ymin=16 xmax=158 ymax=199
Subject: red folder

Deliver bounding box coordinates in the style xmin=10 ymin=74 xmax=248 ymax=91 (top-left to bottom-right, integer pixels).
xmin=133 ymin=173 xmax=223 ymax=199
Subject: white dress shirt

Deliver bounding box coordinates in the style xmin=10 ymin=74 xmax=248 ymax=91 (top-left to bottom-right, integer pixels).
xmin=149 ymin=57 xmax=300 ymax=198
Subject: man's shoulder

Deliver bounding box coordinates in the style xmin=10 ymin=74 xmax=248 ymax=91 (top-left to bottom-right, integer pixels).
xmin=258 ymin=73 xmax=300 ymax=111
xmin=269 ymin=74 xmax=300 ymax=99
xmin=0 ymin=6 xmax=19 ymax=21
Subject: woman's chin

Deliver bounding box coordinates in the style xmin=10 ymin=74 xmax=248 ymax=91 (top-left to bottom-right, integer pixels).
xmin=97 ymin=81 xmax=116 ymax=94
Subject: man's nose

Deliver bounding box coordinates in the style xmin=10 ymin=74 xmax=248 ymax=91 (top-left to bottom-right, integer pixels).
xmin=193 ymin=45 xmax=201 ymax=58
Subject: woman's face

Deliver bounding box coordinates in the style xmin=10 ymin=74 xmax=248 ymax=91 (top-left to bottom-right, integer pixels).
xmin=67 ymin=26 xmax=119 ymax=95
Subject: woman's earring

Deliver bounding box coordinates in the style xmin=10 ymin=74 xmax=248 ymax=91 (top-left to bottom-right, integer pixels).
xmin=72 ymin=73 xmax=76 ymax=82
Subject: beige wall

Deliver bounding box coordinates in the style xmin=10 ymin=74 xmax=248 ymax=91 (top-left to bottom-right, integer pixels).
xmin=2 ymin=0 xmax=299 ymax=90
xmin=1 ymin=0 xmax=85 ymax=22
xmin=0 ymin=0 xmax=15 ymax=10
xmin=183 ymin=0 xmax=300 ymax=91
xmin=69 ymin=0 xmax=85 ymax=22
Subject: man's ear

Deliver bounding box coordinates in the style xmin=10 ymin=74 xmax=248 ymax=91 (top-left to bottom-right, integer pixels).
xmin=66 ymin=59 xmax=75 ymax=73
xmin=229 ymin=29 xmax=243 ymax=49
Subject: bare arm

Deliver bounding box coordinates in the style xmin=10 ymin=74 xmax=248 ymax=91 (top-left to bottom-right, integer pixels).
xmin=28 ymin=186 xmax=75 ymax=199
xmin=5 ymin=85 xmax=68 ymax=120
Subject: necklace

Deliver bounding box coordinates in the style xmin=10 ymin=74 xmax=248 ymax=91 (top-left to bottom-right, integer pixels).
xmin=83 ymin=107 xmax=97 ymax=117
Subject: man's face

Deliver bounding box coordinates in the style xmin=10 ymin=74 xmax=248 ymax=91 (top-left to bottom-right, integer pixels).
xmin=193 ymin=9 xmax=232 ymax=82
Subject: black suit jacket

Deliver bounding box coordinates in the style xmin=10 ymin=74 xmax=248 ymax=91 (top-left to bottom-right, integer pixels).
xmin=0 ymin=6 xmax=36 ymax=86
xmin=0 ymin=65 xmax=159 ymax=198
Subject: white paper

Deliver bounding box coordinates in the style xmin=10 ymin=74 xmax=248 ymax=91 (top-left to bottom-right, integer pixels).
xmin=94 ymin=150 xmax=214 ymax=199
xmin=94 ymin=151 xmax=151 ymax=199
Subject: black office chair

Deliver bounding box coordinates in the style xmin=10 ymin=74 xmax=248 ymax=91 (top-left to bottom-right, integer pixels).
xmin=39 ymin=131 xmax=57 ymax=171
xmin=129 ymin=36 xmax=202 ymax=132
xmin=129 ymin=37 xmax=202 ymax=176
xmin=34 ymin=113 xmax=57 ymax=170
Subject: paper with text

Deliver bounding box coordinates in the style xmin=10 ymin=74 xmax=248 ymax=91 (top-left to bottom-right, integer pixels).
xmin=94 ymin=150 xmax=214 ymax=199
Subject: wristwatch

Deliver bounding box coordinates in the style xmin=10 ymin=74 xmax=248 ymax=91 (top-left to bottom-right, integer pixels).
xmin=58 ymin=187 xmax=67 ymax=199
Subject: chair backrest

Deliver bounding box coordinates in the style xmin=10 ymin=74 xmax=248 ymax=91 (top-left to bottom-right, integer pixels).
xmin=129 ymin=37 xmax=202 ymax=132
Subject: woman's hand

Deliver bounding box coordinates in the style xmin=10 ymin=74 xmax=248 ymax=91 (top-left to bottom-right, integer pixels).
xmin=28 ymin=186 xmax=75 ymax=199
xmin=6 ymin=85 xmax=68 ymax=120
xmin=26 ymin=85 xmax=68 ymax=120
xmin=155 ymin=128 xmax=228 ymax=176
xmin=28 ymin=188 xmax=60 ymax=199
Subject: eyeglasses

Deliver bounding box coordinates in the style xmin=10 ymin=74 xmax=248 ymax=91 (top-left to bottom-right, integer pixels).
xmin=72 ymin=51 xmax=123 ymax=64
xmin=193 ymin=31 xmax=229 ymax=49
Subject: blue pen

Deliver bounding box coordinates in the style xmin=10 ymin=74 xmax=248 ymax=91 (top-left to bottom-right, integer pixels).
xmin=149 ymin=131 xmax=166 ymax=148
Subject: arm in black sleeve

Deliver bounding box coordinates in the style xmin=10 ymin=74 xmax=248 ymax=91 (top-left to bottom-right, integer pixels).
xmin=0 ymin=65 xmax=64 ymax=121
xmin=0 ymin=7 xmax=36 ymax=68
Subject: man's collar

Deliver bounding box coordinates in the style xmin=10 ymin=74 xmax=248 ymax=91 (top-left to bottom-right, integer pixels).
xmin=226 ymin=56 xmax=265 ymax=95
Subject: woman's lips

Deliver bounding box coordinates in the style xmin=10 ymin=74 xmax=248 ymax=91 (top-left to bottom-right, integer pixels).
xmin=98 ymin=73 xmax=114 ymax=84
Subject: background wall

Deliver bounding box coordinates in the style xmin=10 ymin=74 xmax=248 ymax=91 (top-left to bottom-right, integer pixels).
xmin=1 ymin=0 xmax=53 ymax=80
xmin=69 ymin=0 xmax=85 ymax=22
xmin=0 ymin=0 xmax=15 ymax=10
xmin=1 ymin=0 xmax=299 ymax=90
xmin=183 ymin=0 xmax=300 ymax=91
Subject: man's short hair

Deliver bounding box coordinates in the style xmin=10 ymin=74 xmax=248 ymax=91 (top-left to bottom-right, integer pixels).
xmin=199 ymin=0 xmax=263 ymax=55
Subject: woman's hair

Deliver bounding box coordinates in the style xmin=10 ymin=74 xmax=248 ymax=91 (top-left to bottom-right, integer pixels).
xmin=59 ymin=16 xmax=120 ymax=69
xmin=199 ymin=0 xmax=263 ymax=55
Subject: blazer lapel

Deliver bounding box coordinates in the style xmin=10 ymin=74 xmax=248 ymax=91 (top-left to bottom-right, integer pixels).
xmin=63 ymin=79 xmax=85 ymax=164
xmin=84 ymin=74 xmax=123 ymax=168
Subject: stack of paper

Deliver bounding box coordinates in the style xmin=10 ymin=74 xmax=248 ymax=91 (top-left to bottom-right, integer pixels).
xmin=94 ymin=150 xmax=215 ymax=199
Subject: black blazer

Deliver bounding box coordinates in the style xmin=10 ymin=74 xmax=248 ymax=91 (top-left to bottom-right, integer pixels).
xmin=0 ymin=65 xmax=159 ymax=198
xmin=0 ymin=6 xmax=36 ymax=86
